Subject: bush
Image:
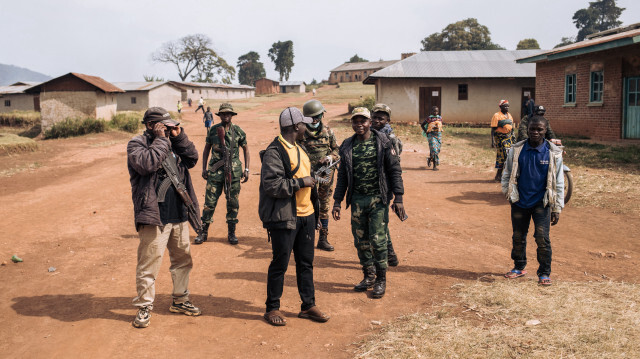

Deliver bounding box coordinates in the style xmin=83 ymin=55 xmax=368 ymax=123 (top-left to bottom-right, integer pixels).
xmin=0 ymin=111 xmax=41 ymax=127
xmin=110 ymin=112 xmax=142 ymax=133
xmin=44 ymin=118 xmax=107 ymax=139
xmin=348 ymin=95 xmax=376 ymax=113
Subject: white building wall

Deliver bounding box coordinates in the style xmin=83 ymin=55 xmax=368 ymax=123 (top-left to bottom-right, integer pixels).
xmin=96 ymin=92 xmax=117 ymax=120
xmin=0 ymin=93 xmax=37 ymax=113
xmin=148 ymin=85 xmax=182 ymax=110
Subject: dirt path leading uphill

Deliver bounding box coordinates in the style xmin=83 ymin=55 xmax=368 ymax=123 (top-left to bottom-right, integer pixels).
xmin=0 ymin=86 xmax=638 ymax=358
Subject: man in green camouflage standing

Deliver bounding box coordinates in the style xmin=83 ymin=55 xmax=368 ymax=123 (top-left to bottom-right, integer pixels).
xmin=195 ymin=103 xmax=250 ymax=245
xmin=300 ymin=99 xmax=339 ymax=251
xmin=332 ymin=107 xmax=405 ymax=299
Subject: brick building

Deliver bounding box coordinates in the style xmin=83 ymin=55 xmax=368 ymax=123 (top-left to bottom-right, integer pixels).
xmin=26 ymin=73 xmax=123 ymax=130
xmin=329 ymin=60 xmax=399 ymax=84
xmin=517 ymin=24 xmax=640 ymax=140
xmin=254 ymin=78 xmax=280 ymax=95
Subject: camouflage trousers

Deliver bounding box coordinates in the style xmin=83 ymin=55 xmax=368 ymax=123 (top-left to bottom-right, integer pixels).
xmin=317 ymin=170 xmax=335 ymax=220
xmin=201 ymin=178 xmax=241 ymax=224
xmin=351 ymin=193 xmax=388 ymax=269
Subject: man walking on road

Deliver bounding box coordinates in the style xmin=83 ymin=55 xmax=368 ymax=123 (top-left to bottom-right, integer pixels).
xmin=332 ymin=107 xmax=405 ymax=299
xmin=127 ymin=107 xmax=202 ymax=328
xmin=195 ymin=103 xmax=249 ymax=245
xmin=259 ymin=107 xmax=330 ymax=326
xmin=299 ymin=99 xmax=339 ymax=252
xmin=502 ymin=116 xmax=564 ymax=286
xmin=195 ymin=97 xmax=206 ymax=113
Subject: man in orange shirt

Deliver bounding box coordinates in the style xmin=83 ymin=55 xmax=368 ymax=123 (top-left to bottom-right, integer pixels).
xmin=491 ymin=100 xmax=515 ymax=181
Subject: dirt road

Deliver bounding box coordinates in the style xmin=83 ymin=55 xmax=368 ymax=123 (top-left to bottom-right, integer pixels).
xmin=1 ymin=88 xmax=638 ymax=358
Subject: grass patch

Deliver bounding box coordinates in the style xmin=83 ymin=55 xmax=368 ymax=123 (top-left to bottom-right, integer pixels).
xmin=0 ymin=162 xmax=42 ymax=177
xmin=348 ymin=95 xmax=376 ymax=113
xmin=315 ymin=82 xmax=375 ymax=106
xmin=357 ymin=280 xmax=640 ymax=358
xmin=0 ymin=111 xmax=41 ymax=127
xmin=0 ymin=133 xmax=38 ymax=155
xmin=44 ymin=118 xmax=107 ymax=139
xmin=110 ymin=112 xmax=142 ymax=133
xmin=562 ymin=140 xmax=640 ymax=170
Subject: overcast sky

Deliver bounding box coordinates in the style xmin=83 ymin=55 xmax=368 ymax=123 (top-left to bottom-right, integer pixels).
xmin=1 ymin=0 xmax=638 ymax=84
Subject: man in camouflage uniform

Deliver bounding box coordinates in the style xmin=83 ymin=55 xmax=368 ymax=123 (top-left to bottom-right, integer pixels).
xmin=371 ymin=104 xmax=401 ymax=267
xmin=195 ymin=103 xmax=250 ymax=245
xmin=299 ymin=99 xmax=339 ymax=251
xmin=332 ymin=107 xmax=405 ymax=299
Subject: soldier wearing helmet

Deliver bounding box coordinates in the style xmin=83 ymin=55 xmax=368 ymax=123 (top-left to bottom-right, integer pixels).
xmin=299 ymin=100 xmax=339 ymax=251
xmin=517 ymin=105 xmax=557 ymax=142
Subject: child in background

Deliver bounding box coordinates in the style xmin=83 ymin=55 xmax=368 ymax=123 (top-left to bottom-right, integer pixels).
xmin=177 ymin=101 xmax=182 ymax=113
xmin=421 ymin=106 xmax=443 ymax=171
xmin=203 ymin=106 xmax=213 ymax=132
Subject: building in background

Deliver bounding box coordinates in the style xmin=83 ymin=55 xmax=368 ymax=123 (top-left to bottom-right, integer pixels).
xmin=518 ymin=24 xmax=640 ymax=140
xmin=26 ymin=73 xmax=123 ymax=130
xmin=0 ymin=82 xmax=41 ymax=113
xmin=363 ymin=50 xmax=543 ymax=124
xmin=279 ymin=81 xmax=306 ymax=93
xmin=329 ymin=60 xmax=399 ymax=84
xmin=170 ymin=81 xmax=255 ymax=101
xmin=113 ymin=82 xmax=183 ymax=112
xmin=254 ymin=78 xmax=280 ymax=95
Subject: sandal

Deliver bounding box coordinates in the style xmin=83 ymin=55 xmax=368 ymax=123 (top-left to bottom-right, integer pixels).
xmin=538 ymin=276 xmax=552 ymax=286
xmin=298 ymin=306 xmax=330 ymax=323
xmin=504 ymin=269 xmax=527 ymax=279
xmin=263 ymin=310 xmax=287 ymax=326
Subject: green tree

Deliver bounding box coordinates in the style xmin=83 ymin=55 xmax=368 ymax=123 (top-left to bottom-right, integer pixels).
xmin=143 ymin=75 xmax=164 ymax=82
xmin=573 ymin=0 xmax=625 ymax=41
xmin=348 ymin=54 xmax=369 ymax=63
xmin=237 ymin=51 xmax=266 ymax=86
xmin=420 ymin=18 xmax=504 ymax=51
xmin=152 ymin=34 xmax=235 ymax=83
xmin=268 ymin=40 xmax=295 ymax=81
xmin=516 ymin=38 xmax=540 ymax=50
xmin=554 ymin=36 xmax=576 ymax=48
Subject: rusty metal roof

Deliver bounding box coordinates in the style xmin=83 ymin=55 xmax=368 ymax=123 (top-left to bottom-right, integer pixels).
xmin=70 ymin=73 xmax=124 ymax=92
xmin=330 ymin=60 xmax=399 ymax=73
xmin=364 ymin=50 xmax=542 ymax=83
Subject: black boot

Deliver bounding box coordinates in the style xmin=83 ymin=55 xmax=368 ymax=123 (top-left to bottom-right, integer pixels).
xmin=494 ymin=168 xmax=503 ymax=182
xmin=228 ymin=223 xmax=238 ymax=245
xmin=354 ymin=266 xmax=376 ymax=292
xmin=317 ymin=228 xmax=334 ymax=251
xmin=194 ymin=223 xmax=210 ymax=244
xmin=387 ymin=242 xmax=399 ymax=267
xmin=372 ymin=266 xmax=387 ymax=299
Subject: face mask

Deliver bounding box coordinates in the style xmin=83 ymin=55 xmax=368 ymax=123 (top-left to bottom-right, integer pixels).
xmin=308 ymin=122 xmax=321 ymax=129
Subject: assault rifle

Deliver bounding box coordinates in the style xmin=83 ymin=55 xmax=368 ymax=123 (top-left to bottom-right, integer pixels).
xmin=217 ymin=126 xmax=232 ymax=200
xmin=315 ymin=159 xmax=340 ymax=184
xmin=161 ymin=155 xmax=203 ymax=235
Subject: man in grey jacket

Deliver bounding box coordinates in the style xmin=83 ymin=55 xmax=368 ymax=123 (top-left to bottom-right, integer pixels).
xmin=501 ymin=116 xmax=564 ymax=286
xmin=127 ymin=107 xmax=202 ymax=328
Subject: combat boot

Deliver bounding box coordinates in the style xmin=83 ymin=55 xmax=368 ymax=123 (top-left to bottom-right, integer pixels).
xmin=194 ymin=223 xmax=210 ymax=245
xmin=354 ymin=265 xmax=376 ymax=292
xmin=228 ymin=223 xmax=238 ymax=245
xmin=387 ymin=242 xmax=399 ymax=267
xmin=372 ymin=266 xmax=387 ymax=299
xmin=317 ymin=228 xmax=334 ymax=251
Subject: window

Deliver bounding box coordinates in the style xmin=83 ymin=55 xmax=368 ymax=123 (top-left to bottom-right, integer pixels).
xmin=590 ymin=71 xmax=603 ymax=102
xmin=131 ymin=97 xmax=137 ymax=104
xmin=458 ymin=84 xmax=468 ymax=100
xmin=191 ymin=89 xmax=194 ymax=93
xmin=199 ymin=90 xmax=202 ymax=94
xmin=4 ymin=100 xmax=10 ymax=107
xmin=565 ymin=74 xmax=577 ymax=103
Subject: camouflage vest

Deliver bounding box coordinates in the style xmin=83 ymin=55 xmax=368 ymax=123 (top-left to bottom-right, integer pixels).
xmin=300 ymin=122 xmax=338 ymax=170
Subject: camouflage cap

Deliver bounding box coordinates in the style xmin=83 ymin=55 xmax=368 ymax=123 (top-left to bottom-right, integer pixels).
xmin=350 ymin=107 xmax=371 ymax=120
xmin=215 ymin=103 xmax=237 ymax=116
xmin=371 ymin=103 xmax=391 ymax=117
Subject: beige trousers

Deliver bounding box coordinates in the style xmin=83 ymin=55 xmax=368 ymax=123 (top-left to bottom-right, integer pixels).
xmin=133 ymin=222 xmax=193 ymax=309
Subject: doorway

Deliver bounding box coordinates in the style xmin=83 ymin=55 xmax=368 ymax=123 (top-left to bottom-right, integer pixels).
xmin=521 ymin=87 xmax=535 ymax=118
xmin=624 ymin=77 xmax=640 ymax=139
xmin=419 ymin=87 xmax=441 ymax=121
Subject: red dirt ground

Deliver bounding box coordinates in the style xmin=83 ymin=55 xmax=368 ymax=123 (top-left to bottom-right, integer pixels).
xmin=1 ymin=88 xmax=638 ymax=358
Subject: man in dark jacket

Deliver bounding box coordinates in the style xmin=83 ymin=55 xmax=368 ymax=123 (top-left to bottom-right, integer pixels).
xmin=127 ymin=107 xmax=201 ymax=328
xmin=332 ymin=107 xmax=405 ymax=299
xmin=259 ymin=107 xmax=330 ymax=326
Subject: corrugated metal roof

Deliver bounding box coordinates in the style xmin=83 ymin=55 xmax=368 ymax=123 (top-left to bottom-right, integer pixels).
xmin=112 ymin=81 xmax=178 ymax=92
xmin=330 ymin=60 xmax=399 ymax=72
xmin=9 ymin=81 xmax=41 ymax=86
xmin=365 ymin=50 xmax=542 ymax=81
xmin=279 ymin=81 xmax=305 ymax=86
xmin=0 ymin=83 xmax=40 ymax=94
xmin=171 ymin=81 xmax=255 ymax=90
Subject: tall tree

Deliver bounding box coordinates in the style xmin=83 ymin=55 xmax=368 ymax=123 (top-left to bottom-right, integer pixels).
xmin=268 ymin=40 xmax=295 ymax=81
xmin=420 ymin=18 xmax=504 ymax=51
xmin=237 ymin=51 xmax=266 ymax=86
xmin=152 ymin=34 xmax=235 ymax=83
xmin=143 ymin=75 xmax=164 ymax=82
xmin=554 ymin=36 xmax=576 ymax=48
xmin=516 ymin=38 xmax=541 ymax=50
xmin=573 ymin=0 xmax=625 ymax=41
xmin=348 ymin=54 xmax=369 ymax=63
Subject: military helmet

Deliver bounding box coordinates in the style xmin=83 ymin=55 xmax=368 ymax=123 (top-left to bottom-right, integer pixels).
xmin=303 ymin=100 xmax=325 ymax=118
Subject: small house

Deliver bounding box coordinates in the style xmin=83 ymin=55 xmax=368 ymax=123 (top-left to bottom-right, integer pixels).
xmin=279 ymin=81 xmax=306 ymax=93
xmin=254 ymin=78 xmax=280 ymax=95
xmin=329 ymin=60 xmax=399 ymax=84
xmin=0 ymin=82 xmax=41 ymax=113
xmin=113 ymin=82 xmax=183 ymax=112
xmin=170 ymin=81 xmax=255 ymax=101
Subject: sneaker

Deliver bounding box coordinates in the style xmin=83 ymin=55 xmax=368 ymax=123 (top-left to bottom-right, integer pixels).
xmin=132 ymin=306 xmax=151 ymax=328
xmin=169 ymin=301 xmax=202 ymax=316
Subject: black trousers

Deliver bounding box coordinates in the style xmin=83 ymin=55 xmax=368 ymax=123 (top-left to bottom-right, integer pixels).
xmin=266 ymin=214 xmax=316 ymax=313
xmin=511 ymin=202 xmax=552 ymax=277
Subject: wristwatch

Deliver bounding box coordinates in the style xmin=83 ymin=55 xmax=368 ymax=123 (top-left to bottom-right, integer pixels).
xmin=244 ymin=168 xmax=250 ymax=173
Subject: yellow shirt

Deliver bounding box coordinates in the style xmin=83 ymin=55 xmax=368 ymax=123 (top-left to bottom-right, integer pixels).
xmin=491 ymin=112 xmax=514 ymax=134
xmin=278 ymin=135 xmax=314 ymax=217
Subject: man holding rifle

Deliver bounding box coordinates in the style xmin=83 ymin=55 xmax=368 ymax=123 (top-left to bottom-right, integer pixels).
xmin=127 ymin=107 xmax=202 ymax=328
xmin=195 ymin=103 xmax=250 ymax=245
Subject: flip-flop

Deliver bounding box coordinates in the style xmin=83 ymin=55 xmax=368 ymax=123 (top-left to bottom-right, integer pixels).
xmin=298 ymin=306 xmax=330 ymax=323
xmin=538 ymin=276 xmax=552 ymax=286
xmin=263 ymin=310 xmax=287 ymax=326
xmin=505 ymin=269 xmax=527 ymax=279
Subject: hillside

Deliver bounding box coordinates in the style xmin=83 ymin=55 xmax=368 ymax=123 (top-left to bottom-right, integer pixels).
xmin=0 ymin=63 xmax=51 ymax=85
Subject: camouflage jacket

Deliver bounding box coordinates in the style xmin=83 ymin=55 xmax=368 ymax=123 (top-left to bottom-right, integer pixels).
xmin=299 ymin=122 xmax=340 ymax=171
xmin=206 ymin=123 xmax=247 ymax=180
